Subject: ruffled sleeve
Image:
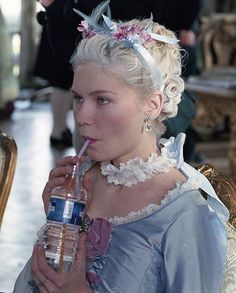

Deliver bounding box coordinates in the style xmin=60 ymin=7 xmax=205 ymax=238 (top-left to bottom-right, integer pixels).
xmin=159 ymin=133 xmax=229 ymax=224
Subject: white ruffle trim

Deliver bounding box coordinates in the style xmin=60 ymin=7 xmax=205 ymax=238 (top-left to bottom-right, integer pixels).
xmin=101 ymin=148 xmax=177 ymax=187
xmin=107 ymin=178 xmax=201 ymax=225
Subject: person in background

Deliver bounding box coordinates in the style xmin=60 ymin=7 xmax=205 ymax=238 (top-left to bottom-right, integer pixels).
xmin=158 ymin=0 xmax=204 ymax=163
xmin=14 ymin=2 xmax=228 ymax=292
xmin=34 ymin=9 xmax=73 ymax=147
xmin=36 ymin=0 xmax=202 ymax=158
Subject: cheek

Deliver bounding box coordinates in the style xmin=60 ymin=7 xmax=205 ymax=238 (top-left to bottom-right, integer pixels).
xmin=99 ymin=113 xmax=123 ymax=131
xmin=100 ymin=110 xmax=141 ymax=136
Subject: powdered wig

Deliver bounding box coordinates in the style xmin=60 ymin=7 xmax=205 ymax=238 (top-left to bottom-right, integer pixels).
xmin=71 ymin=19 xmax=184 ymax=136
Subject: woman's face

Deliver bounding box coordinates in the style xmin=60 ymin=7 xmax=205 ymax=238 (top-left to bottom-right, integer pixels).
xmin=72 ymin=63 xmax=152 ymax=164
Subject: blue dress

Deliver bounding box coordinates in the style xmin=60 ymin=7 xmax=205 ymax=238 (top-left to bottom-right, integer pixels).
xmin=13 ymin=134 xmax=229 ymax=293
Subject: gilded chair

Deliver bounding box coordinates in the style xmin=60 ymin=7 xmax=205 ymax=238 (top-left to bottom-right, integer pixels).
xmin=0 ymin=130 xmax=17 ymax=228
xmin=197 ymin=163 xmax=236 ymax=292
xmin=198 ymin=13 xmax=236 ymax=70
xmin=186 ymin=13 xmax=236 ymax=180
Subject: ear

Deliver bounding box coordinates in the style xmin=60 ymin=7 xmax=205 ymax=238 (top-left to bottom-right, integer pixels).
xmin=144 ymin=90 xmax=164 ymax=119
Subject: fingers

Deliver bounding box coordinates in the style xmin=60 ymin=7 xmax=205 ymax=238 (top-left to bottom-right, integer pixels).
xmin=32 ymin=245 xmax=58 ymax=292
xmin=55 ymin=156 xmax=80 ymax=168
xmin=48 ymin=165 xmax=72 ymax=181
xmin=47 ymin=156 xmax=77 ymax=180
xmin=32 ymin=237 xmax=89 ymax=292
xmin=42 ymin=153 xmax=89 ymax=227
xmin=32 ymin=245 xmax=59 ymax=291
xmin=42 ymin=177 xmax=65 ymax=213
xmin=47 ymin=155 xmax=86 ymax=180
xmin=42 ymin=156 xmax=80 ymax=212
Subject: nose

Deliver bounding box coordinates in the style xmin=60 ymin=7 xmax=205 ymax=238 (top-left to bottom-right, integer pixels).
xmin=73 ymin=100 xmax=94 ymax=126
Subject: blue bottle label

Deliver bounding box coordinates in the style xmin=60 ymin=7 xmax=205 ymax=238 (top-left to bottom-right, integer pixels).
xmin=47 ymin=196 xmax=86 ymax=226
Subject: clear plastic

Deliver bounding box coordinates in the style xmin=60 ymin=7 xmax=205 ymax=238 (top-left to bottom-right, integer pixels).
xmin=43 ymin=222 xmax=79 ymax=272
xmin=39 ymin=165 xmax=87 ymax=272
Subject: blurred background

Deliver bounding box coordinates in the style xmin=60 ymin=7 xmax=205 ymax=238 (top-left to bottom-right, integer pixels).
xmin=0 ymin=0 xmax=236 ymax=291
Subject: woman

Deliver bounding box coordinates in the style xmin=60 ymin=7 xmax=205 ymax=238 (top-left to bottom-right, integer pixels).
xmin=37 ymin=0 xmax=202 ymax=153
xmin=34 ymin=0 xmax=162 ymax=149
xmin=14 ymin=3 xmax=228 ymax=292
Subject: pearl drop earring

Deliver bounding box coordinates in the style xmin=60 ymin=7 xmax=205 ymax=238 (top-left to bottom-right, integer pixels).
xmin=144 ymin=116 xmax=153 ymax=133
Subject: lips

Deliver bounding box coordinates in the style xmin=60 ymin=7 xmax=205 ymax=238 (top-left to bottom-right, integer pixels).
xmin=84 ymin=136 xmax=97 ymax=143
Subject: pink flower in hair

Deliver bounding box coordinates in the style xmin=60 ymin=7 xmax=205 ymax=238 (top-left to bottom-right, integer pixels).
xmin=77 ymin=19 xmax=153 ymax=44
xmin=77 ymin=20 xmax=96 ymax=38
xmin=77 ymin=20 xmax=88 ymax=32
xmin=113 ymin=24 xmax=152 ymax=44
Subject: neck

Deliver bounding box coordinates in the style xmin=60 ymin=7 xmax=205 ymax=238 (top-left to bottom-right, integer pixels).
xmin=112 ymin=136 xmax=158 ymax=167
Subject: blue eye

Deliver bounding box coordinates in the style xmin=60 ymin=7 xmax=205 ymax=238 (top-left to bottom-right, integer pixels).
xmin=73 ymin=95 xmax=83 ymax=103
xmin=97 ymin=97 xmax=109 ymax=105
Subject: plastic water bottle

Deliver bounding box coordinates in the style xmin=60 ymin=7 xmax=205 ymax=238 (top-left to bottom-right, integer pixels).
xmin=37 ymin=139 xmax=90 ymax=272
xmin=41 ymin=164 xmax=87 ymax=272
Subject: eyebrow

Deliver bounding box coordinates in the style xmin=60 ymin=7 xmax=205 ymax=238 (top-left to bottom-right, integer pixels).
xmin=70 ymin=89 xmax=78 ymax=95
xmin=70 ymin=89 xmax=116 ymax=96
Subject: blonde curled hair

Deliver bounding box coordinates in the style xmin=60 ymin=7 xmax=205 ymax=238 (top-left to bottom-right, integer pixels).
xmin=71 ymin=19 xmax=184 ymax=136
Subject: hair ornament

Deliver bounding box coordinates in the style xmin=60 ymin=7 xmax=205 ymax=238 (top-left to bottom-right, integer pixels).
xmin=75 ymin=0 xmax=111 ymax=37
xmin=74 ymin=0 xmax=179 ymax=90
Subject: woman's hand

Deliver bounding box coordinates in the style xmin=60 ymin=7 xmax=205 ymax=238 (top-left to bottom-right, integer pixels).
xmin=42 ymin=156 xmax=79 ymax=213
xmin=32 ymin=233 xmax=93 ymax=293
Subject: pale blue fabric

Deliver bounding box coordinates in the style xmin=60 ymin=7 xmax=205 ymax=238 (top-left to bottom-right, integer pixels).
xmin=13 ymin=133 xmax=228 ymax=293
xmin=14 ymin=189 xmax=227 ymax=293
xmin=159 ymin=133 xmax=229 ymax=223
xmin=87 ymin=190 xmax=227 ymax=293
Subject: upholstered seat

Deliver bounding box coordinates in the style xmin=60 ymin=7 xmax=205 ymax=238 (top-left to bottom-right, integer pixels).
xmin=197 ymin=163 xmax=236 ymax=292
xmin=0 ymin=130 xmax=17 ymax=228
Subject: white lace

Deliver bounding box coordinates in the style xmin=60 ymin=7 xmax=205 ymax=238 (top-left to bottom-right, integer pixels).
xmin=107 ymin=178 xmax=201 ymax=225
xmin=100 ymin=147 xmax=177 ymax=187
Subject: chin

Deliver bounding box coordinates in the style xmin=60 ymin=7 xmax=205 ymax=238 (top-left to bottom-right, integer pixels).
xmin=86 ymin=149 xmax=110 ymax=162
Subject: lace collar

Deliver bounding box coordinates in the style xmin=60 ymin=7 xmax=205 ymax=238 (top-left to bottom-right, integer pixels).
xmin=100 ymin=147 xmax=177 ymax=187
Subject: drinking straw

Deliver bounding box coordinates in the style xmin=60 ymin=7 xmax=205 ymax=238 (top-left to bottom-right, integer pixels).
xmin=59 ymin=139 xmax=91 ymax=272
xmin=75 ymin=139 xmax=91 ymax=188
xmin=77 ymin=139 xmax=91 ymax=159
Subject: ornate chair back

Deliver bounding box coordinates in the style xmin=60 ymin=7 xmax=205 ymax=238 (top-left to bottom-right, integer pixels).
xmin=197 ymin=163 xmax=236 ymax=292
xmin=0 ymin=130 xmax=17 ymax=228
xmin=198 ymin=13 xmax=236 ymax=70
